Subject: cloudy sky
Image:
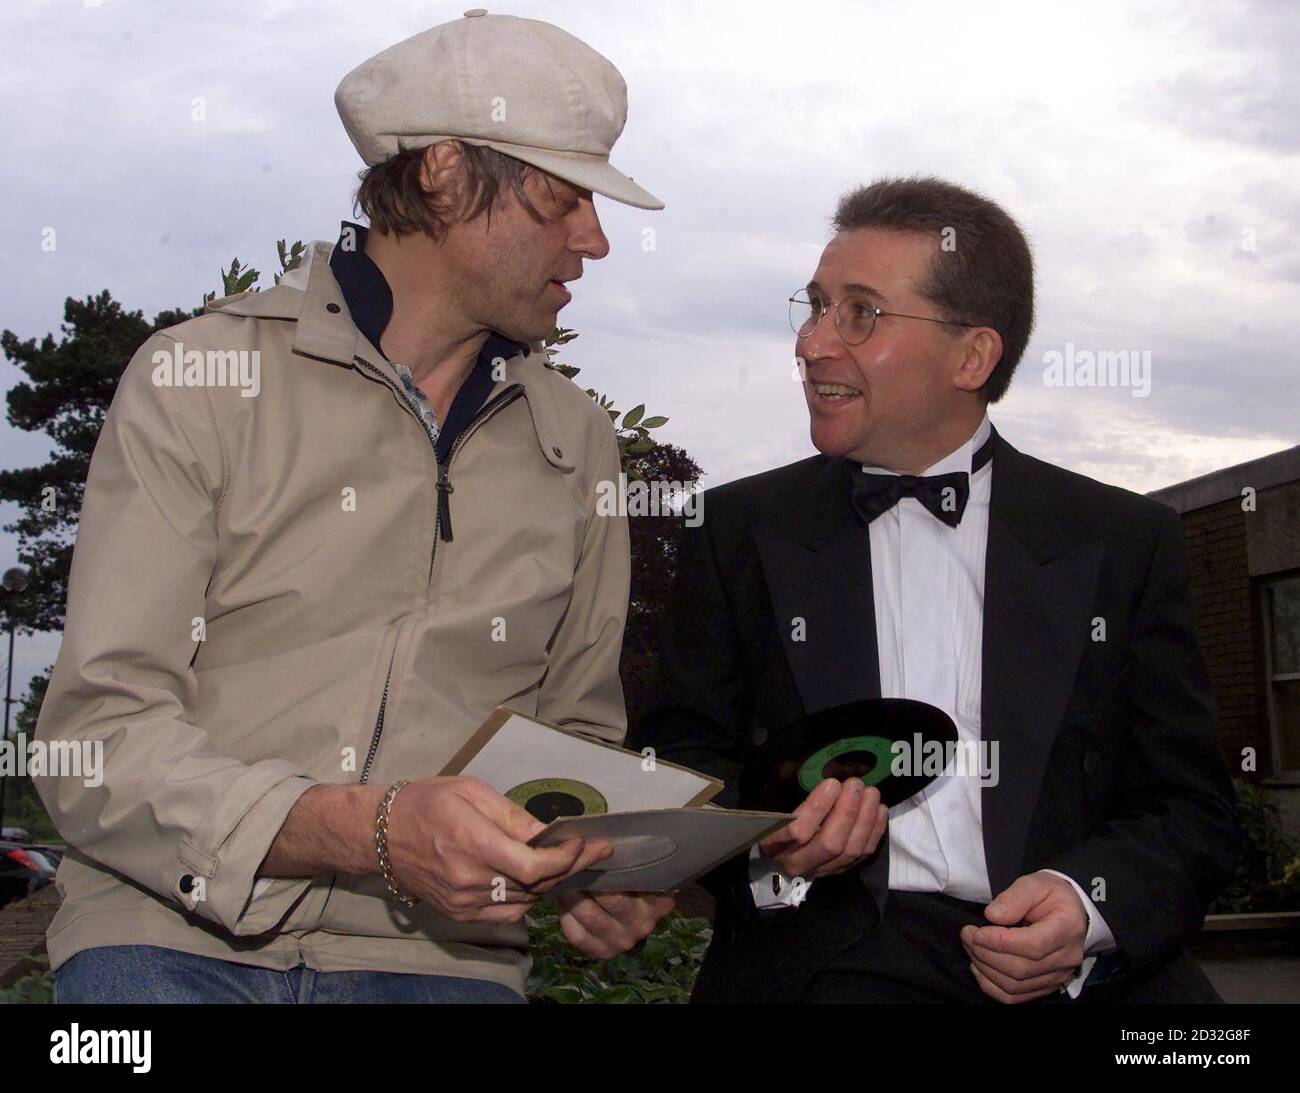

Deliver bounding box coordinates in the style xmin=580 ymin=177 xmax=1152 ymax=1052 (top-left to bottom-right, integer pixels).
xmin=1 ymin=0 xmax=1297 ymax=696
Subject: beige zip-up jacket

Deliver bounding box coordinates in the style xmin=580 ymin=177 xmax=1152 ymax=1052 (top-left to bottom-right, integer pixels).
xmin=33 ymin=240 xmax=630 ymax=996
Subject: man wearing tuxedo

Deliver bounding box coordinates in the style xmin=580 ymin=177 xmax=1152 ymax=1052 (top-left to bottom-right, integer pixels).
xmin=631 ymin=176 xmax=1239 ymax=1004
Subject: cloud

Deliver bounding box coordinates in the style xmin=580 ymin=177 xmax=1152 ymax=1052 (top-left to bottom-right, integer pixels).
xmin=1137 ymin=0 xmax=1300 ymax=153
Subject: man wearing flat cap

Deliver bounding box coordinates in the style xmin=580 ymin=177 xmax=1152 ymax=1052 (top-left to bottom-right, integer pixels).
xmin=36 ymin=11 xmax=670 ymax=1004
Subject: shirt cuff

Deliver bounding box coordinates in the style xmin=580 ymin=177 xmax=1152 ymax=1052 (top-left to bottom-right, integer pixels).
xmin=748 ymin=844 xmax=810 ymax=909
xmin=1038 ymin=869 xmax=1118 ymax=998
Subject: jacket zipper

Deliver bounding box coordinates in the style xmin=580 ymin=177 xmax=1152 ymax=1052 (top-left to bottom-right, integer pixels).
xmin=359 ymin=645 xmax=396 ymax=786
xmin=432 ymin=384 xmax=525 ymax=546
xmin=350 ymin=357 xmax=526 ymax=782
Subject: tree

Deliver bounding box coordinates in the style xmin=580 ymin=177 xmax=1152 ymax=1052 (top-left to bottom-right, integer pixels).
xmin=1 ymin=673 xmax=56 ymax=841
xmin=0 ymin=293 xmax=200 ymax=633
xmin=618 ymin=442 xmax=702 ymax=724
xmin=542 ymin=329 xmax=703 ymax=720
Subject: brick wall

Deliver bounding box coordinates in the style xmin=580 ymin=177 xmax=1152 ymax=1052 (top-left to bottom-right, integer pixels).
xmin=1178 ymin=497 xmax=1267 ymax=776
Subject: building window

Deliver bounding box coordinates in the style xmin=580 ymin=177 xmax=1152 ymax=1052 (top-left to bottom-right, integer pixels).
xmin=1264 ymin=573 xmax=1300 ymax=780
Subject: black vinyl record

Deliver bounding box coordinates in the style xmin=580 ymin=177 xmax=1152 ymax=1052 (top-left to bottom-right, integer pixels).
xmin=752 ymin=698 xmax=960 ymax=810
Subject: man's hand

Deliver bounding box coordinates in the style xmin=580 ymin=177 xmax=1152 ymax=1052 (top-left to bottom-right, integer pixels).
xmin=260 ymin=777 xmax=611 ymax=924
xmin=555 ymin=891 xmax=677 ymax=959
xmin=757 ymin=777 xmax=888 ymax=881
xmin=960 ymin=871 xmax=1089 ymax=1003
xmin=382 ymin=776 xmax=612 ymax=924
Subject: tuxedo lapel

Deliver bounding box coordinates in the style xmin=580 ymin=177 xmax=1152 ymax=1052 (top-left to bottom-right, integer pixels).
xmin=752 ymin=456 xmax=892 ymax=919
xmin=752 ymin=457 xmax=881 ymax=713
xmin=981 ymin=435 xmax=1104 ymax=895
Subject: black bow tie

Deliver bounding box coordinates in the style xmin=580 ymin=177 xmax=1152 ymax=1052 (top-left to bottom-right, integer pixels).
xmin=850 ymin=429 xmax=995 ymax=529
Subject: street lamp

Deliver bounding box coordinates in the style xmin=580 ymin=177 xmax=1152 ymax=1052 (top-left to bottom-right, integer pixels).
xmin=0 ymin=564 xmax=31 ymax=839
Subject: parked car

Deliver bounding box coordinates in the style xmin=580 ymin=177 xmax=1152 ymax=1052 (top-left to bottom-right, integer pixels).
xmin=0 ymin=839 xmax=57 ymax=910
xmin=27 ymin=844 xmax=64 ymax=868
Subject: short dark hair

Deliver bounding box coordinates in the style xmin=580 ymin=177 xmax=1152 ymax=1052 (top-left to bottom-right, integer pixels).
xmin=832 ymin=176 xmax=1034 ymax=403
xmin=353 ymin=140 xmax=547 ymax=240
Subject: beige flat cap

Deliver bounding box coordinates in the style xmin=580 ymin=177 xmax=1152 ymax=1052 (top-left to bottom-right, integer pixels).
xmin=335 ymin=9 xmax=663 ymax=210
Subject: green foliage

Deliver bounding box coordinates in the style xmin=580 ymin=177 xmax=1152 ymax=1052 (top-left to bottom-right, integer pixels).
xmin=617 ymin=441 xmax=702 ymax=723
xmin=0 ymin=955 xmax=53 ymax=1004
xmin=2 ymin=778 xmax=59 ymax=842
xmin=274 ymin=240 xmax=307 ymax=285
xmin=1208 ymin=780 xmax=1300 ymax=913
xmin=213 ymin=257 xmax=260 ymax=302
xmin=1 ymin=912 xmax=713 ymax=1005
xmin=203 ymin=238 xmax=306 ymax=305
xmin=544 ymin=326 xmax=670 ymax=480
xmin=526 ymin=906 xmax=709 ymax=1003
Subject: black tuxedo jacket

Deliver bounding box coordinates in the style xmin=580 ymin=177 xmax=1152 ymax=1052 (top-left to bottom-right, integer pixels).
xmin=630 ymin=431 xmax=1240 ymax=1003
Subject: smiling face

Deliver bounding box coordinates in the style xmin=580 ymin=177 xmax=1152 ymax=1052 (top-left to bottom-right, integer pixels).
xmin=441 ymin=167 xmax=611 ymax=343
xmin=798 ymin=228 xmax=996 ymax=472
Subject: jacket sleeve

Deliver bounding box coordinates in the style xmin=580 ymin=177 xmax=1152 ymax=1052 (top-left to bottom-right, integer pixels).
xmin=33 ymin=332 xmax=319 ymax=936
xmin=1044 ymin=504 xmax=1240 ymax=980
xmin=535 ymin=419 xmax=630 ymax=745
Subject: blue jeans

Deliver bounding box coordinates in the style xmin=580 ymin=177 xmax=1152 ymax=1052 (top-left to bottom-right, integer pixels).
xmin=54 ymin=945 xmax=526 ymax=1004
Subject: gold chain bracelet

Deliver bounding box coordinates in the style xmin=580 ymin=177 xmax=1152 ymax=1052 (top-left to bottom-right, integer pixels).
xmin=375 ymin=779 xmax=418 ymax=907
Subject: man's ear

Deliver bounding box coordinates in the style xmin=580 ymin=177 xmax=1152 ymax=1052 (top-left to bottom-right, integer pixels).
xmin=419 ymin=141 xmax=469 ymax=220
xmin=952 ymin=327 xmax=1003 ymax=394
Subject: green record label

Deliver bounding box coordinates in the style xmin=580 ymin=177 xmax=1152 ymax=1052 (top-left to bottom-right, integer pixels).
xmin=798 ymin=735 xmax=894 ymax=793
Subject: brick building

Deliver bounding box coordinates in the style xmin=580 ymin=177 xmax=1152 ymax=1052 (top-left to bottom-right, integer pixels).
xmin=1148 ymin=443 xmax=1300 ymax=838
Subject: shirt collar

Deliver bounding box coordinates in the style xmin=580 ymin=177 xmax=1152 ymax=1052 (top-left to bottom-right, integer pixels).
xmin=859 ymin=413 xmax=993 ymax=477
xmin=327 ymin=220 xmax=527 ymax=371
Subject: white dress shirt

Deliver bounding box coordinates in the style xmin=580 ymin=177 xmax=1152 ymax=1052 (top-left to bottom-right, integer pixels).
xmin=749 ymin=415 xmax=1115 ymax=997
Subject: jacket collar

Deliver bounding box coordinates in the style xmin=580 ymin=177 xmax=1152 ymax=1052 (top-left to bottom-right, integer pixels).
xmin=204 ymin=240 xmax=576 ymax=472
